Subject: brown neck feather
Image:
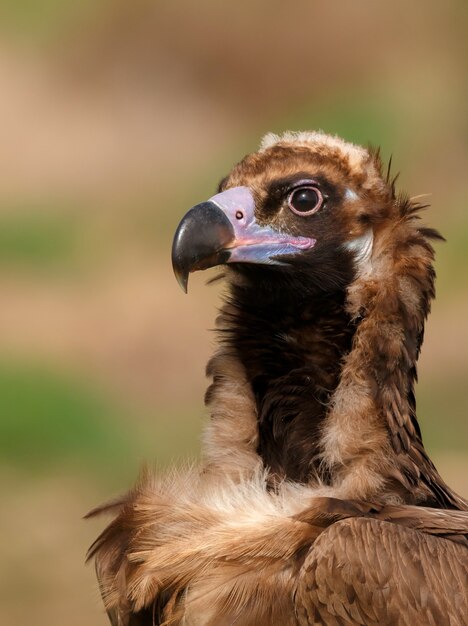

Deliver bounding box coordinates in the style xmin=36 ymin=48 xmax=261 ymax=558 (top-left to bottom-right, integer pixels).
xmin=321 ymin=214 xmax=466 ymax=509
xmin=203 ymin=204 xmax=466 ymax=510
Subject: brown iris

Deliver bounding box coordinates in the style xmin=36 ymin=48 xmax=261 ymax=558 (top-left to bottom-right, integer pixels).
xmin=287 ymin=186 xmax=323 ymax=216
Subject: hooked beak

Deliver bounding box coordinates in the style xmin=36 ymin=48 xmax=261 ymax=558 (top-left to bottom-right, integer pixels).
xmin=171 ymin=186 xmax=315 ymax=292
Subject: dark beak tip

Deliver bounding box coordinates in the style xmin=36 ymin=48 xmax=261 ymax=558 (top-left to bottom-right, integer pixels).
xmin=172 ymin=250 xmax=189 ymax=293
xmin=171 ymin=224 xmax=190 ymax=293
xmin=175 ymin=269 xmax=188 ymax=293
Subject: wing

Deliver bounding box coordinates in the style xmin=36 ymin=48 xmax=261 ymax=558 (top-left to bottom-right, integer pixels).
xmin=295 ymin=517 xmax=468 ymax=626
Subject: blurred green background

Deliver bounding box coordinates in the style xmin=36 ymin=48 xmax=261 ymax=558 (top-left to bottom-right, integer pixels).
xmin=0 ymin=1 xmax=466 ymax=624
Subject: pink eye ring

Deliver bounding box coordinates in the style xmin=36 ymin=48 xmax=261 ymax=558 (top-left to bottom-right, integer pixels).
xmin=287 ymin=185 xmax=323 ymax=216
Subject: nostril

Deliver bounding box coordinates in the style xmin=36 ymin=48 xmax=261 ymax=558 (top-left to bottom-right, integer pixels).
xmin=235 ymin=211 xmax=244 ymax=220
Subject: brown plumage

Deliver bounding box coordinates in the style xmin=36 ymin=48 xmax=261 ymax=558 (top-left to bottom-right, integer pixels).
xmin=87 ymin=131 xmax=468 ymax=625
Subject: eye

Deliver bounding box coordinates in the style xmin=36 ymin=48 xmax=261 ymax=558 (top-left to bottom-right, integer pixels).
xmin=287 ymin=185 xmax=323 ymax=216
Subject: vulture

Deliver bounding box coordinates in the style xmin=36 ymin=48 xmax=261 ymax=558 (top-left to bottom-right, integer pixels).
xmin=88 ymin=131 xmax=468 ymax=626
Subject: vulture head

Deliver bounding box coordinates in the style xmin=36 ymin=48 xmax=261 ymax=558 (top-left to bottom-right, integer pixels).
xmin=173 ymin=131 xmax=380 ymax=297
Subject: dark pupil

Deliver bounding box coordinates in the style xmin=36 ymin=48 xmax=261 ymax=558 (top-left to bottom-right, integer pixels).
xmin=292 ymin=188 xmax=319 ymax=212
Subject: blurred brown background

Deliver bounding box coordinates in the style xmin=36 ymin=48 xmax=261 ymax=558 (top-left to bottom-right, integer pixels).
xmin=0 ymin=1 xmax=466 ymax=624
